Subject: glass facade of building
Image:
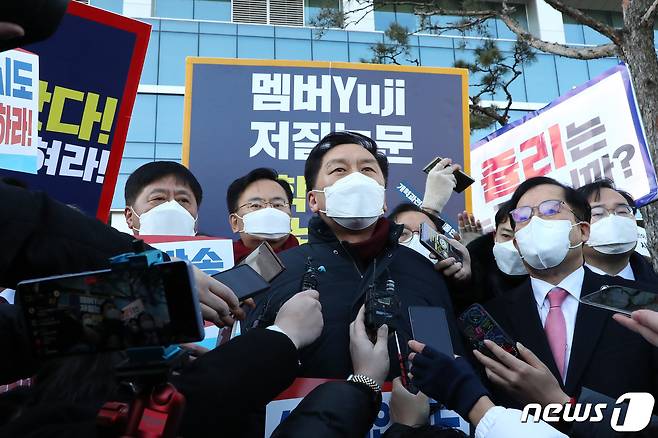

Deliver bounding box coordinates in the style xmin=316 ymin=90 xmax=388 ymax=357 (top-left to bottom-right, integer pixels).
xmin=85 ymin=1 xmax=622 ymax=209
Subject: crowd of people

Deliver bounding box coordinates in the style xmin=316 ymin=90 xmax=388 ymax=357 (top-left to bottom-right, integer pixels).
xmin=1 ymin=129 xmax=658 ymax=438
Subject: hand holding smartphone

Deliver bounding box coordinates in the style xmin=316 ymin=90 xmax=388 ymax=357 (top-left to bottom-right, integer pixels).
xmin=419 ymin=222 xmax=463 ymax=263
xmin=458 ymin=304 xmax=519 ymax=359
xmin=423 ymin=156 xmax=475 ymax=193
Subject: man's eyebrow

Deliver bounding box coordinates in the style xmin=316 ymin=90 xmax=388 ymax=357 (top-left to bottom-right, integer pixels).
xmin=324 ymin=158 xmax=349 ymax=168
xmin=146 ymin=188 xmax=168 ymax=196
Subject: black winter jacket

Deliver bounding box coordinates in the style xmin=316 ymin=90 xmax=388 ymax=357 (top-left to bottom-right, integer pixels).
xmin=245 ymin=215 xmax=465 ymax=380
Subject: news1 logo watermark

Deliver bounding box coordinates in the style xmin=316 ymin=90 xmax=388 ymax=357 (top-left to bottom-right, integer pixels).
xmin=521 ymin=393 xmax=655 ymax=432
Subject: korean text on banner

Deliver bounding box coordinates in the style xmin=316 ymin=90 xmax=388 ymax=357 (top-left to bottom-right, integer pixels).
xmin=0 ymin=1 xmax=150 ymax=220
xmin=264 ymin=378 xmax=470 ymax=437
xmin=184 ymin=60 xmax=470 ymax=240
xmin=470 ymin=63 xmax=658 ymax=231
xmin=0 ymin=49 xmax=39 ymax=174
xmin=140 ymin=235 xmax=235 ymax=276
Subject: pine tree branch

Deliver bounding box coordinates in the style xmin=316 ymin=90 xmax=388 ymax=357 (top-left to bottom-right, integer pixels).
xmin=470 ymin=101 xmax=507 ymax=126
xmin=640 ymin=0 xmax=658 ymax=27
xmin=542 ymin=0 xmax=622 ymax=44
xmin=497 ymin=12 xmax=618 ymax=59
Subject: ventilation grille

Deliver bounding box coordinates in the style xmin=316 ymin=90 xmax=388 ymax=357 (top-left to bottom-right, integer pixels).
xmin=233 ymin=0 xmax=268 ymax=24
xmin=269 ymin=0 xmax=304 ymax=26
xmin=232 ymin=0 xmax=304 ymax=26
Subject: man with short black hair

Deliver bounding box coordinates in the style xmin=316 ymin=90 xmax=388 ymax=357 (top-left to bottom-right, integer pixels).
xmin=226 ymin=168 xmax=298 ymax=263
xmin=467 ymin=200 xmax=527 ymax=306
xmin=481 ymin=176 xmax=658 ymax=412
xmin=245 ymin=131 xmax=462 ymax=379
xmin=577 ymin=178 xmax=657 ymax=283
xmin=123 ymin=161 xmax=203 ymax=236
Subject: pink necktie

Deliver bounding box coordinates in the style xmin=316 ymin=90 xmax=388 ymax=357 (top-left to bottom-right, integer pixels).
xmin=545 ymin=287 xmax=569 ymax=380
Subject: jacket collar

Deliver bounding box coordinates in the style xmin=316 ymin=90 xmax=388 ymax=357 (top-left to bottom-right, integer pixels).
xmin=307 ymin=215 xmax=403 ymax=247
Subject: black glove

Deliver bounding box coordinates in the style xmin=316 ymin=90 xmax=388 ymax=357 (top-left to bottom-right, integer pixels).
xmin=410 ymin=346 xmax=489 ymax=420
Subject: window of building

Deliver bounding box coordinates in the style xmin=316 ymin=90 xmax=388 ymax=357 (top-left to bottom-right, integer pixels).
xmin=374 ymin=4 xmax=418 ymax=32
xmin=153 ymin=0 xmax=231 ymax=21
xmin=564 ymin=9 xmax=621 ymax=46
xmin=305 ymin=0 xmax=341 ymax=26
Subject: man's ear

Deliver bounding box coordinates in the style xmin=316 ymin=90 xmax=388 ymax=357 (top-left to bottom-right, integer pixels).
xmin=125 ymin=207 xmax=136 ymax=231
xmin=229 ymin=213 xmax=241 ymax=233
xmin=307 ymin=190 xmax=320 ymax=214
xmin=579 ymin=221 xmax=591 ymax=244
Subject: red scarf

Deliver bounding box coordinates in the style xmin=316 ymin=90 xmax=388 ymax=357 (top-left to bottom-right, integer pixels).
xmin=233 ymin=234 xmax=300 ymax=263
xmin=343 ymin=218 xmax=391 ymax=268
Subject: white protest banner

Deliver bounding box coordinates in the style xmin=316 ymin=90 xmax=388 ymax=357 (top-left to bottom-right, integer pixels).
xmin=0 ymin=49 xmax=39 ymax=174
xmin=265 ymin=378 xmax=470 ymax=437
xmin=471 ymin=63 xmax=658 ymax=231
xmin=140 ymin=235 xmax=234 ymax=276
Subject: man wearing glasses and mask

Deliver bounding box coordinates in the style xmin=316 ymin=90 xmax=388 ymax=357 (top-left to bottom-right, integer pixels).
xmin=577 ymin=179 xmax=658 ymax=283
xmin=481 ymin=176 xmax=658 ymax=417
xmin=227 ymin=168 xmax=299 ymax=263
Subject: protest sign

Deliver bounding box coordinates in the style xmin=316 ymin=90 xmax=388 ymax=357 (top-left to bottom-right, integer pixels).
xmin=184 ymin=59 xmax=470 ymax=240
xmin=140 ymin=235 xmax=235 ymax=276
xmin=470 ymin=63 xmax=658 ymax=231
xmin=0 ymin=2 xmax=150 ymax=220
xmin=265 ymin=378 xmax=470 ymax=437
xmin=0 ymin=49 xmax=39 ymax=174
xmin=636 ymin=226 xmax=650 ymax=257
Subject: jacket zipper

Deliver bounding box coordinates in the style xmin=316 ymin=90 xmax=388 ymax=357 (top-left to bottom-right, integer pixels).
xmin=338 ymin=240 xmax=364 ymax=279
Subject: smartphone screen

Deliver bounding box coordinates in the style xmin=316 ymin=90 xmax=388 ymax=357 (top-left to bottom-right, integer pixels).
xmin=458 ymin=303 xmax=519 ymax=358
xmin=580 ymin=285 xmax=658 ymax=316
xmin=239 ymin=241 xmax=285 ymax=283
xmin=17 ymin=260 xmax=203 ymax=358
xmin=212 ymin=264 xmax=270 ymax=301
xmin=409 ymin=306 xmax=454 ymax=357
xmin=419 ymin=222 xmax=463 ymax=263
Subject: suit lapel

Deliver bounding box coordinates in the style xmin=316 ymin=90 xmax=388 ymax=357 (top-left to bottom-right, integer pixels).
xmin=504 ymin=281 xmax=563 ymax=382
xmin=564 ymin=269 xmax=610 ymax=395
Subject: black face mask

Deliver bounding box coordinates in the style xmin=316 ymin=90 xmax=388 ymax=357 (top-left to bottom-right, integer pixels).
xmin=0 ymin=0 xmax=70 ymax=53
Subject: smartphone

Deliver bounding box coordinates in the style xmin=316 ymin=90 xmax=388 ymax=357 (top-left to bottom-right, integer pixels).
xmin=419 ymin=222 xmax=463 ymax=263
xmin=409 ymin=306 xmax=454 ymax=357
xmin=422 ymin=156 xmax=475 ymax=193
xmin=239 ymin=241 xmax=285 ymax=283
xmin=212 ymin=264 xmax=270 ymax=301
xmin=580 ymin=285 xmax=658 ymax=316
xmin=16 ymin=260 xmax=204 ymax=358
xmin=458 ymin=303 xmax=519 ymax=358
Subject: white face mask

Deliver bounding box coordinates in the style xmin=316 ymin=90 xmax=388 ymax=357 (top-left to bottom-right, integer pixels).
xmin=237 ymin=207 xmax=292 ymax=240
xmin=493 ymin=240 xmax=527 ymax=276
xmin=587 ymin=215 xmax=638 ymax=254
xmin=314 ymin=172 xmax=385 ymax=230
xmin=401 ymin=234 xmax=434 ymax=262
xmin=514 ymin=217 xmax=582 ymax=270
xmin=132 ymin=200 xmax=197 ymax=236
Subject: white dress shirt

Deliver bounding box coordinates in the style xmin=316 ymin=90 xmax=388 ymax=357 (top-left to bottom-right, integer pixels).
xmin=530 ymin=266 xmax=585 ymax=382
xmin=585 ymin=262 xmax=635 ymax=281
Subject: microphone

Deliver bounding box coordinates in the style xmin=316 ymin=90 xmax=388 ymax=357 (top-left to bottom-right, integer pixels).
xmin=300 ymin=257 xmax=319 ymax=291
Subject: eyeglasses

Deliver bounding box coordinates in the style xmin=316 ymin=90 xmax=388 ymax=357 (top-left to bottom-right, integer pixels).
xmin=590 ymin=205 xmax=635 ymax=220
xmin=399 ymin=227 xmax=419 ymax=243
xmin=237 ymin=199 xmax=290 ymax=212
xmin=510 ymin=199 xmax=577 ymax=224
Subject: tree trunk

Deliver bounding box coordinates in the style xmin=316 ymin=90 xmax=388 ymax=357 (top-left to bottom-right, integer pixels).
xmin=618 ymin=8 xmax=658 ymax=271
